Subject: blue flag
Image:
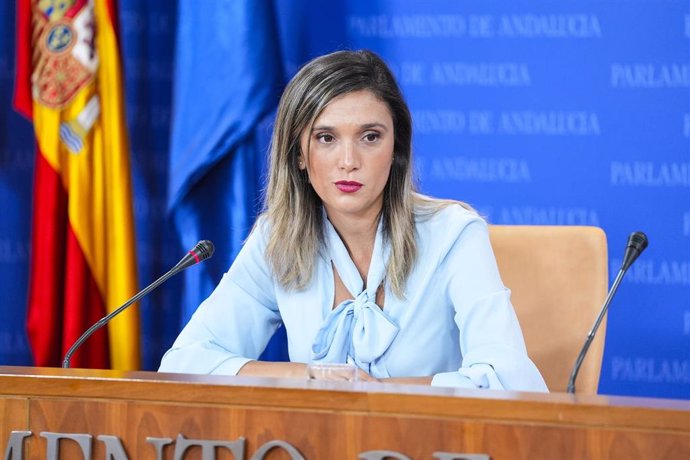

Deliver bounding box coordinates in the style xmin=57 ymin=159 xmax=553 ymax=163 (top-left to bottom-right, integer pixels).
xmin=168 ymin=0 xmax=284 ymax=351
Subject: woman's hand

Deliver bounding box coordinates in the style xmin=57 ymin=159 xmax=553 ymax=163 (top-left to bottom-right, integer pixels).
xmin=237 ymin=361 xmax=428 ymax=384
xmin=377 ymin=376 xmax=433 ymax=385
xmin=239 ymin=361 xmax=378 ymax=382
xmin=237 ymin=361 xmax=308 ymax=379
xmin=355 ymin=368 xmax=379 ymax=382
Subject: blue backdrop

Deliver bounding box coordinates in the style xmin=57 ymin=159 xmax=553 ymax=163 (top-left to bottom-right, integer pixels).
xmin=0 ymin=0 xmax=688 ymax=399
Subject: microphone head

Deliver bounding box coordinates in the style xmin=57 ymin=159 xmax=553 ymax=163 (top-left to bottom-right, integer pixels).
xmin=627 ymin=231 xmax=648 ymax=252
xmin=173 ymin=240 xmax=216 ymax=272
xmin=621 ymin=231 xmax=648 ymax=271
xmin=194 ymin=240 xmax=215 ymax=262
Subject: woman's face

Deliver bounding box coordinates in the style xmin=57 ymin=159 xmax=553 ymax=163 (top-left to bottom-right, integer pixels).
xmin=299 ymin=90 xmax=395 ymax=224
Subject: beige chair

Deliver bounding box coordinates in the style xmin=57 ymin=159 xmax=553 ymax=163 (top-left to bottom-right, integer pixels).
xmin=489 ymin=225 xmax=608 ymax=394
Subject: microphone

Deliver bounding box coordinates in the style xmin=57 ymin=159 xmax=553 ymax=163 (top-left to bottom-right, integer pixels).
xmin=621 ymin=231 xmax=649 ymax=271
xmin=566 ymin=232 xmax=648 ymax=393
xmin=62 ymin=240 xmax=215 ymax=368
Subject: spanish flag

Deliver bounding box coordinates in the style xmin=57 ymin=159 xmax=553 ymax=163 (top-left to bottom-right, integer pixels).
xmin=14 ymin=0 xmax=139 ymax=370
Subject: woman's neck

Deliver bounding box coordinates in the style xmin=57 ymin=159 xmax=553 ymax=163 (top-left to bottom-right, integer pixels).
xmin=326 ymin=209 xmax=381 ymax=282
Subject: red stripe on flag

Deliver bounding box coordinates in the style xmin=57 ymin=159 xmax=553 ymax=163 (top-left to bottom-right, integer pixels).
xmin=26 ymin=153 xmax=109 ymax=368
xmin=13 ymin=0 xmax=33 ymax=118
xmin=62 ymin=225 xmax=110 ymax=369
xmin=104 ymin=0 xmax=121 ymax=48
xmin=26 ymin=152 xmax=66 ymax=366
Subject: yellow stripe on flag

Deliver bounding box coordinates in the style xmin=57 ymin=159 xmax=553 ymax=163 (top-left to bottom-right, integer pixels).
xmin=93 ymin=0 xmax=139 ymax=370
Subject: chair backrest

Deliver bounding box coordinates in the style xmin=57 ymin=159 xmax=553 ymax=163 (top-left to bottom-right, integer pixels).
xmin=489 ymin=225 xmax=608 ymax=394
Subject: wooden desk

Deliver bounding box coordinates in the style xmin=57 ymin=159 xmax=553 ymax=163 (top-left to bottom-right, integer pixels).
xmin=1 ymin=366 xmax=689 ymax=459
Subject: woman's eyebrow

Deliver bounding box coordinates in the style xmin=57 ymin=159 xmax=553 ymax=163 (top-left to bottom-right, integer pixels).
xmin=360 ymin=122 xmax=389 ymax=131
xmin=311 ymin=122 xmax=389 ymax=132
xmin=311 ymin=124 xmax=334 ymax=131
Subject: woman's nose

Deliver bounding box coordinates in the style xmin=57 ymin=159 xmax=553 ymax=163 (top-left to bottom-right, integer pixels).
xmin=338 ymin=142 xmax=360 ymax=171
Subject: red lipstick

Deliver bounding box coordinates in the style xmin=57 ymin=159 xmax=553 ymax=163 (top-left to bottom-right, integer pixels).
xmin=335 ymin=180 xmax=363 ymax=193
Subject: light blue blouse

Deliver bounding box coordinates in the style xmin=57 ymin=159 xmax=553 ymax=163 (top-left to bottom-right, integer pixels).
xmin=159 ymin=204 xmax=548 ymax=392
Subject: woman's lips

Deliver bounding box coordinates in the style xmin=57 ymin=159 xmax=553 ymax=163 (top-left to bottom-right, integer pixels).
xmin=335 ymin=181 xmax=363 ymax=193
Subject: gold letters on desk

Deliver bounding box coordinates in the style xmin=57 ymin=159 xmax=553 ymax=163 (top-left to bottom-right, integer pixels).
xmin=3 ymin=431 xmax=489 ymax=460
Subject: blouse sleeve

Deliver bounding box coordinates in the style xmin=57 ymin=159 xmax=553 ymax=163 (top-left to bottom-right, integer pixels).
xmin=430 ymin=214 xmax=548 ymax=392
xmin=158 ymin=220 xmax=281 ymax=375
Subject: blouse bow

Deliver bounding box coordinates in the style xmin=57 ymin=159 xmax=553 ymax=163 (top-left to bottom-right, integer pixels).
xmin=310 ymin=216 xmax=399 ymax=377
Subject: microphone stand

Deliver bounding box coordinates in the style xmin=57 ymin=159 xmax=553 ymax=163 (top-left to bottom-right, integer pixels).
xmin=566 ymin=231 xmax=647 ymax=394
xmin=62 ymin=265 xmax=180 ymax=368
xmin=62 ymin=240 xmax=215 ymax=368
xmin=566 ymin=267 xmax=626 ymax=394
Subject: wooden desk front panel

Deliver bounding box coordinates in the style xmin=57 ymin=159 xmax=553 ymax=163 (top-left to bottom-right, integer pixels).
xmin=22 ymin=397 xmax=690 ymax=460
xmin=1 ymin=398 xmax=27 ymax=443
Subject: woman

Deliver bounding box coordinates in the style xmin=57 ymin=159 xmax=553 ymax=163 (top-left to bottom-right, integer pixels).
xmin=159 ymin=50 xmax=547 ymax=391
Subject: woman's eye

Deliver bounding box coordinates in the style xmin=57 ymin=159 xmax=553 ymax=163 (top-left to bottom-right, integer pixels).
xmin=317 ymin=133 xmax=334 ymax=143
xmin=363 ymin=132 xmax=379 ymax=142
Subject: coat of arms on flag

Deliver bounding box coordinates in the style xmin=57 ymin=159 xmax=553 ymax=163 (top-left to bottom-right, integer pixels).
xmin=33 ymin=0 xmax=100 ymax=153
xmin=33 ymin=0 xmax=97 ymax=108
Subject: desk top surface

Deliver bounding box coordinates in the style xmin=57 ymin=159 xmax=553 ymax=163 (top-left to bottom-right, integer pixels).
xmin=1 ymin=365 xmax=689 ymax=433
